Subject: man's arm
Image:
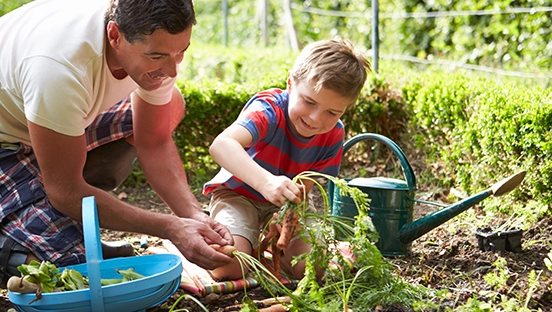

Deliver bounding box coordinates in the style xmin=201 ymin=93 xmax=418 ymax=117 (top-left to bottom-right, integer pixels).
xmin=27 ymin=121 xmax=173 ymax=236
xmin=130 ymin=88 xmax=201 ymax=218
xmin=27 ymin=111 xmax=232 ymax=270
xmin=130 ymin=87 xmax=233 ymax=250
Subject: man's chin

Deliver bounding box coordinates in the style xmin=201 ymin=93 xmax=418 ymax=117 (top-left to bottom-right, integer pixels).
xmin=139 ymin=81 xmax=163 ymax=91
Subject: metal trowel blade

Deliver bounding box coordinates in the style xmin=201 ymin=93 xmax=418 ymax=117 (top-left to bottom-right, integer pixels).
xmin=491 ymin=171 xmax=526 ymax=197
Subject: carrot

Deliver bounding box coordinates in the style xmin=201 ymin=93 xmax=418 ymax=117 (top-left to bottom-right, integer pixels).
xmin=276 ymin=209 xmax=299 ymax=250
xmin=222 ymin=297 xmax=290 ymax=311
xmin=7 ymin=276 xmax=39 ymax=294
xmin=259 ymin=303 xmax=288 ymax=311
xmin=259 ymin=296 xmax=291 ymax=305
xmin=210 ymin=244 xmax=237 ymax=257
xmin=271 ymin=238 xmax=282 ymax=281
xmin=259 ymin=222 xmax=279 ymax=255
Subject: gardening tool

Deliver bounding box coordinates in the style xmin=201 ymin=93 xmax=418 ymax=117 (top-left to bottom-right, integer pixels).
xmin=329 ymin=133 xmax=526 ymax=256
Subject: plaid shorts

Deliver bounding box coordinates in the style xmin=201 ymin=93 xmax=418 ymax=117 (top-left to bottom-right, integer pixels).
xmin=0 ymin=97 xmax=133 ymax=266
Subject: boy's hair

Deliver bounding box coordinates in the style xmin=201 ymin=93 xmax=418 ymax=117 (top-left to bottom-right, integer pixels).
xmin=289 ymin=39 xmax=371 ymax=102
xmin=105 ymin=0 xmax=196 ymax=43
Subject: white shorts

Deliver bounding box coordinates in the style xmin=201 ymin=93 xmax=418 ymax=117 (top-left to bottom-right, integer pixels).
xmin=208 ymin=186 xmax=315 ymax=248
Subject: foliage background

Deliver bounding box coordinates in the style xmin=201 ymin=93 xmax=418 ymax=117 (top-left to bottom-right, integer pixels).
xmin=2 ymin=0 xmax=550 ymax=223
xmin=192 ymin=0 xmax=552 ymax=77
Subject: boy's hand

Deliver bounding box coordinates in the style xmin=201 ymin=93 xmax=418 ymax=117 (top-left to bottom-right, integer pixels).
xmin=259 ymin=175 xmax=305 ymax=207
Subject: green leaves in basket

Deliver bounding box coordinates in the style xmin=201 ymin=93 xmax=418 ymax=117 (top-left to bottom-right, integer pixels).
xmin=100 ymin=268 xmax=146 ymax=286
xmin=17 ymin=260 xmax=61 ymax=293
xmin=116 ymin=268 xmax=146 ymax=282
xmin=59 ymin=268 xmax=87 ymax=291
xmin=17 ymin=260 xmax=146 ymax=294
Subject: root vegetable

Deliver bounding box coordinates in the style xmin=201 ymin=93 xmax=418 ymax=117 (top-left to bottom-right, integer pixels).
xmin=7 ymin=276 xmax=39 ymax=294
xmin=259 ymin=222 xmax=279 ymax=255
xmin=276 ymin=209 xmax=299 ymax=250
xmin=210 ymin=244 xmax=237 ymax=257
xmin=271 ymin=238 xmax=282 ymax=281
xmin=259 ymin=303 xmax=288 ymax=311
xmin=222 ymin=296 xmax=291 ymax=311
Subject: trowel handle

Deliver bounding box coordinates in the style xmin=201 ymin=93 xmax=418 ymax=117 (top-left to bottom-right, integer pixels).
xmin=342 ymin=133 xmax=417 ymax=189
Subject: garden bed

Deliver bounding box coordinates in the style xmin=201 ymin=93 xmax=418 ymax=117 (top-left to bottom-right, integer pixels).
xmin=2 ymin=185 xmax=550 ymax=311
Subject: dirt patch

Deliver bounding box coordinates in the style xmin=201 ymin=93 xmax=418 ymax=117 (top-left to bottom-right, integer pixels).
xmin=1 ymin=184 xmax=550 ymax=311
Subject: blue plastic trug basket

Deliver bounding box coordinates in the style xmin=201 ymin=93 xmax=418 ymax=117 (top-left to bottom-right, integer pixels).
xmin=9 ymin=196 xmax=183 ymax=312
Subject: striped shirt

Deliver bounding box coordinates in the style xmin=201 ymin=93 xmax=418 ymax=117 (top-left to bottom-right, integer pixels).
xmin=203 ymin=88 xmax=344 ymax=202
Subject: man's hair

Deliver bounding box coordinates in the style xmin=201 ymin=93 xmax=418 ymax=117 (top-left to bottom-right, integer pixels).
xmin=289 ymin=39 xmax=371 ymax=102
xmin=105 ymin=0 xmax=196 ymax=43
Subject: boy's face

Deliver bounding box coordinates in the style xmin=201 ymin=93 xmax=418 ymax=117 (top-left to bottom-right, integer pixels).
xmin=287 ymin=77 xmax=353 ymax=138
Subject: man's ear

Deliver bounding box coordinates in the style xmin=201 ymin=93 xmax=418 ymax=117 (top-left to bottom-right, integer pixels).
xmin=106 ymin=21 xmax=121 ymax=48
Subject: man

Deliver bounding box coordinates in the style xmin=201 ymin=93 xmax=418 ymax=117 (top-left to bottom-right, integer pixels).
xmin=0 ymin=0 xmax=233 ymax=287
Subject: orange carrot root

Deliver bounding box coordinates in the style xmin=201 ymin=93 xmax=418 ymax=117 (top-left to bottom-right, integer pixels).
xmin=210 ymin=244 xmax=237 ymax=257
xmin=276 ymin=209 xmax=299 ymax=250
xmin=259 ymin=303 xmax=288 ymax=312
xmin=271 ymin=238 xmax=282 ymax=281
xmin=259 ymin=222 xmax=279 ymax=255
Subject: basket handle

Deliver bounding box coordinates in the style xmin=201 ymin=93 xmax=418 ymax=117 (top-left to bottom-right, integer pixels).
xmin=342 ymin=133 xmax=416 ymax=189
xmin=82 ymin=196 xmax=105 ymax=312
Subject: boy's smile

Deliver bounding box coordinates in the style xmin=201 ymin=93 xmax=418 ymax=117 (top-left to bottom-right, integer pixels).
xmin=287 ymin=78 xmax=354 ymax=138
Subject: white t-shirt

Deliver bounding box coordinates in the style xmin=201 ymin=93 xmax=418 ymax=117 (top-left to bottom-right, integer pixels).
xmin=0 ymin=0 xmax=176 ymax=145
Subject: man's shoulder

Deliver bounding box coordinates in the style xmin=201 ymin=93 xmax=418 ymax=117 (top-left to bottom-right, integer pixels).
xmin=0 ymin=0 xmax=107 ymax=64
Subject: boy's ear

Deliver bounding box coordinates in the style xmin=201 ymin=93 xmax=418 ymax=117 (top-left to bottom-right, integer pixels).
xmin=286 ymin=73 xmax=292 ymax=92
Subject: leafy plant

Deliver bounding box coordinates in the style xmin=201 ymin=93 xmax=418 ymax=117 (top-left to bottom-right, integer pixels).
xmin=483 ymin=257 xmax=510 ymax=291
xmin=167 ymin=293 xmax=209 ymax=312
xmin=10 ymin=260 xmax=146 ymax=304
xmin=231 ymin=171 xmax=437 ymax=311
xmin=545 ymin=251 xmax=552 ymax=272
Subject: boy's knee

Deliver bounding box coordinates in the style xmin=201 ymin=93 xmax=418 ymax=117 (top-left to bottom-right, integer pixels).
xmin=210 ymin=259 xmax=245 ymax=281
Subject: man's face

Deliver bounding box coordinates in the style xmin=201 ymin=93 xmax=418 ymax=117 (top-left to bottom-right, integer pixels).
xmin=108 ymin=24 xmax=192 ymax=91
xmin=287 ymin=78 xmax=353 ymax=138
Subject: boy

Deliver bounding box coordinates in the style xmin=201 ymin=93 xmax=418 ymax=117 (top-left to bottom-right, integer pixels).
xmin=203 ymin=39 xmax=371 ymax=280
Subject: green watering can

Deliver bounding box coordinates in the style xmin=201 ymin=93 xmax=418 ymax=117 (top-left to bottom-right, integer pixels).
xmin=329 ymin=133 xmax=526 ymax=257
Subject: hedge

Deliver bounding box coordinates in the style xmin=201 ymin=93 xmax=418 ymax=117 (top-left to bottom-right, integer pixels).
xmin=136 ymin=46 xmax=552 ymax=219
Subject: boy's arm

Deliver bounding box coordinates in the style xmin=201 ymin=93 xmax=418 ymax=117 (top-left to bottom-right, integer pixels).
xmin=210 ymin=124 xmax=303 ymax=206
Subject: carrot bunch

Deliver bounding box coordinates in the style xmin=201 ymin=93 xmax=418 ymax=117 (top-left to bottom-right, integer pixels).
xmin=258 ymin=200 xmax=303 ymax=281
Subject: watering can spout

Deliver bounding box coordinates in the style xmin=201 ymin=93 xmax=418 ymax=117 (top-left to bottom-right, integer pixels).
xmin=398 ymin=171 xmax=526 ymax=244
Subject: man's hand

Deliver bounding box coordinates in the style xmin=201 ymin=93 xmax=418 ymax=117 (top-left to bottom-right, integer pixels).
xmin=189 ymin=210 xmax=234 ymax=246
xmin=166 ymin=214 xmax=234 ymax=270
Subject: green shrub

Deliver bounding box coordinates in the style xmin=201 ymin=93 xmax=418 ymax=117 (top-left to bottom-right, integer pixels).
xmin=129 ymin=44 xmax=551 ymax=219
xmin=402 ymin=69 xmax=552 ymax=214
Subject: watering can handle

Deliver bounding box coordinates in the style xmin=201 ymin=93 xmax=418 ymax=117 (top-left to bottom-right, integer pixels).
xmin=342 ymin=133 xmax=417 ymax=189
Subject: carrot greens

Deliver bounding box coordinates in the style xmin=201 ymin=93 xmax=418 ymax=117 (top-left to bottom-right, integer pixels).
xmin=172 ymin=171 xmax=442 ymax=311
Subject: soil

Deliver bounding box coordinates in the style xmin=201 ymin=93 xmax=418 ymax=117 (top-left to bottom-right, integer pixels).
xmin=1 ymin=179 xmax=551 ymax=311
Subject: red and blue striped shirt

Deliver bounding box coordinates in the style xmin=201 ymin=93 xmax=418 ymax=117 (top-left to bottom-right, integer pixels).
xmin=203 ymin=88 xmax=345 ymax=202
